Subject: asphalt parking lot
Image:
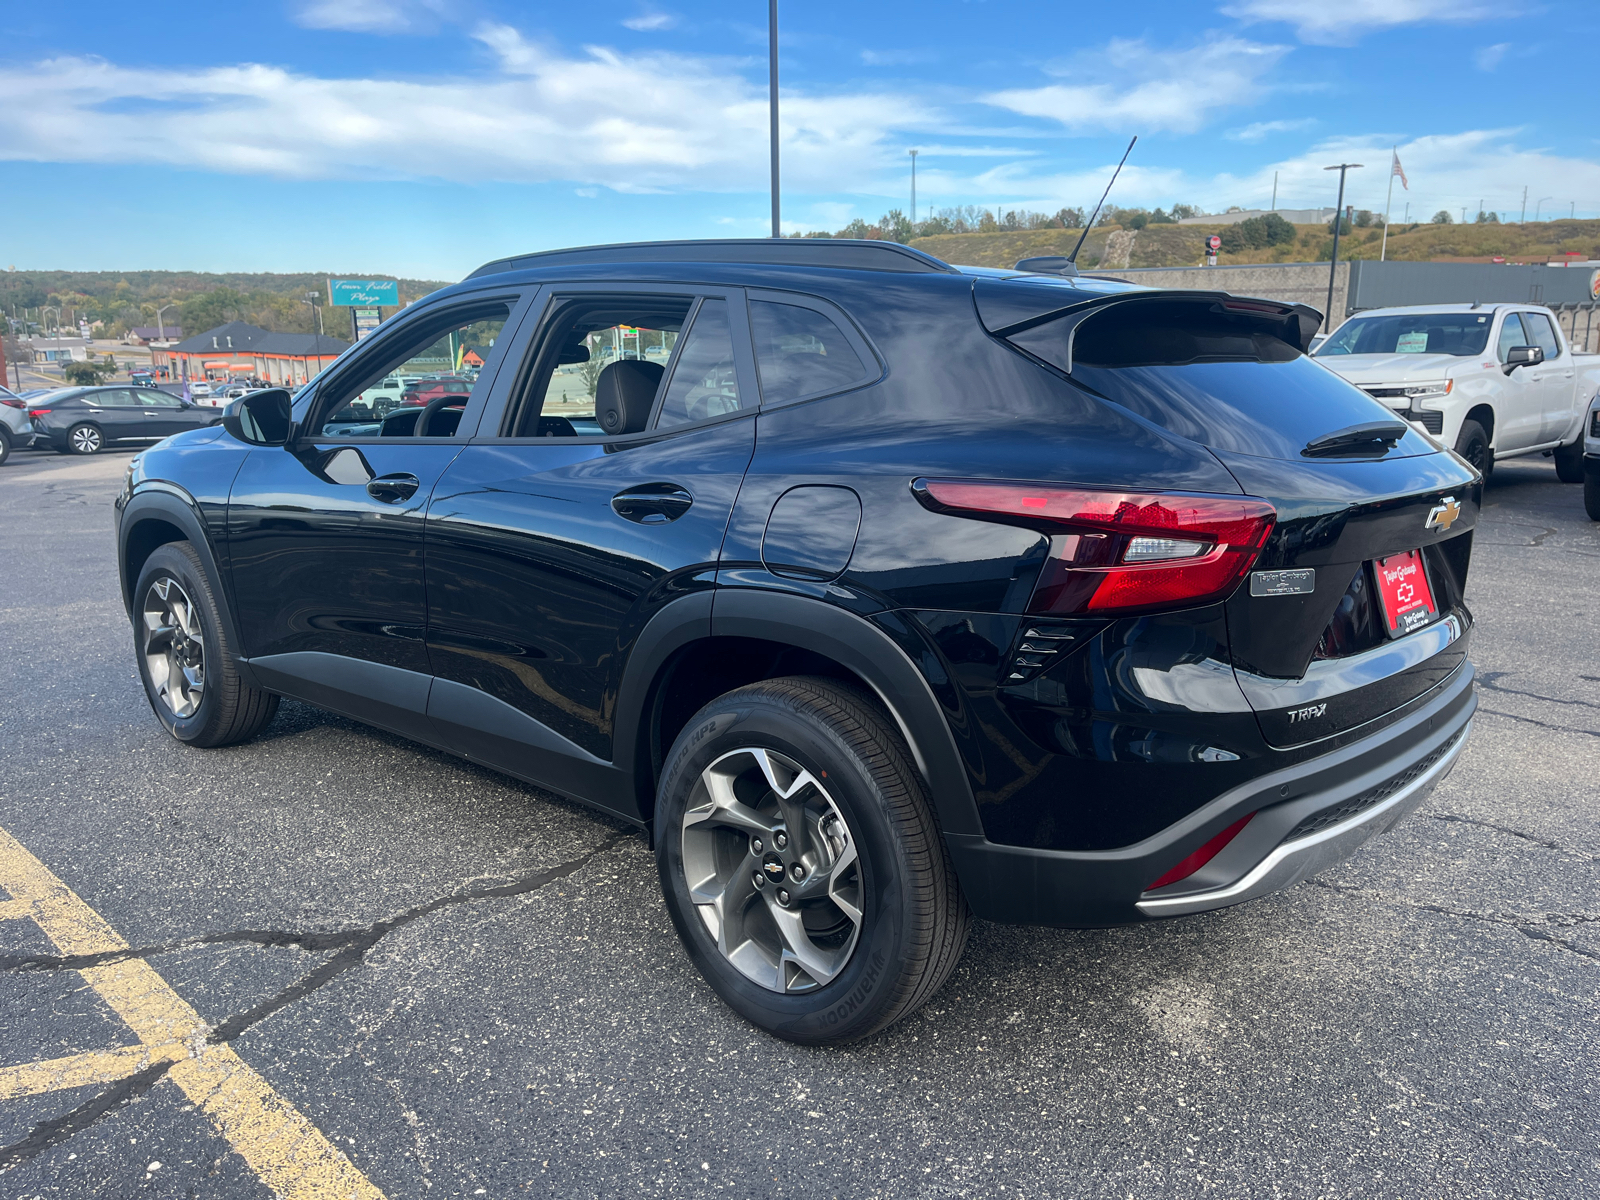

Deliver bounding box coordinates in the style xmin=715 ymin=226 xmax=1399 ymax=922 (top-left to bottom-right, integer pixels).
xmin=0 ymin=445 xmax=1595 ymax=1199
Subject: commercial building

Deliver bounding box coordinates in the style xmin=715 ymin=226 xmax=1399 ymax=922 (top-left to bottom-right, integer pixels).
xmin=154 ymin=321 xmax=349 ymax=386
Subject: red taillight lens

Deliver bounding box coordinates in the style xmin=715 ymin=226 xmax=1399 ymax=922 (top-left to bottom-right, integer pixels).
xmin=28 ymin=408 xmax=52 ymax=417
xmin=914 ymin=479 xmax=1276 ymax=617
xmin=1 ymin=397 xmax=25 ymax=409
xmin=1147 ymin=813 xmax=1254 ymax=890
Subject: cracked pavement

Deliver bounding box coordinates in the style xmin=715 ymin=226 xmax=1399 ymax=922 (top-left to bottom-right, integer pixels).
xmin=0 ymin=447 xmax=1596 ymax=1199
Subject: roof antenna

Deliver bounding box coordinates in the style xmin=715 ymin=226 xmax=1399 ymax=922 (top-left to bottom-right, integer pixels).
xmin=1015 ymin=135 xmax=1137 ymax=278
xmin=1069 ymin=136 xmax=1137 ymax=266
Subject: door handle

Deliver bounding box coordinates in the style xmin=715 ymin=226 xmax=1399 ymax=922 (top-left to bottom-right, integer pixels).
xmin=612 ymin=484 xmax=693 ymax=524
xmin=367 ymin=473 xmax=421 ymax=503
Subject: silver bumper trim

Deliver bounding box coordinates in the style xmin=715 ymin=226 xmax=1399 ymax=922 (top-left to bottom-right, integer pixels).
xmin=1135 ymin=720 xmax=1471 ymax=918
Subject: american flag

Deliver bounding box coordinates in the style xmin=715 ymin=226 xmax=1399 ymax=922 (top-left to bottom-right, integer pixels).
xmin=1391 ymin=151 xmax=1409 ymax=190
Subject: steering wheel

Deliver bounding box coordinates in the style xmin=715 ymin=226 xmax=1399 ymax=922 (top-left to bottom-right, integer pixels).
xmin=416 ymin=393 xmax=468 ymax=437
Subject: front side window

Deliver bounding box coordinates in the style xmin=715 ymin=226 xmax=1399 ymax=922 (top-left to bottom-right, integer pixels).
xmin=139 ymin=390 xmax=182 ymax=408
xmin=317 ymin=302 xmax=511 ymax=438
xmin=655 ymin=299 xmax=744 ymax=429
xmin=1519 ymin=311 xmax=1560 ymax=360
xmin=1495 ymin=312 xmax=1528 ymax=361
xmin=749 ymin=299 xmax=869 ymax=404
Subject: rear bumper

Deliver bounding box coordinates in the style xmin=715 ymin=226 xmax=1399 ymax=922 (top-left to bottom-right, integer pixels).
xmin=945 ymin=659 xmax=1475 ymax=927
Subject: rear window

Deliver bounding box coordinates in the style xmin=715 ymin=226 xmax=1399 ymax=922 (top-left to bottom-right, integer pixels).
xmin=1013 ymin=299 xmax=1435 ymax=461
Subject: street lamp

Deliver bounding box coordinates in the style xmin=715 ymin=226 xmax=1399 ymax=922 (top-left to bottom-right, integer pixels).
xmin=1534 ymin=196 xmax=1552 ymax=221
xmin=40 ymin=305 xmax=60 ymax=337
xmin=769 ymin=0 xmax=780 ymax=238
xmin=909 ymin=149 xmax=918 ymax=227
xmin=155 ymin=302 xmax=177 ymax=342
xmin=1323 ymin=163 xmax=1363 ymax=333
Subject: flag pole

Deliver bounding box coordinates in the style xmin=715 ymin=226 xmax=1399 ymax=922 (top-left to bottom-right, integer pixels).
xmin=1380 ymin=146 xmax=1396 ymax=262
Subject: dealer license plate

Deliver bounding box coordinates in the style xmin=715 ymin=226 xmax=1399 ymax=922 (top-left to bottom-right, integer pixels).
xmin=1373 ymin=549 xmax=1437 ymax=637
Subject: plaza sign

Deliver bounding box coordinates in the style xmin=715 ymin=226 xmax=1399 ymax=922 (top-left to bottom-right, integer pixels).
xmin=327 ymin=279 xmax=399 ymax=307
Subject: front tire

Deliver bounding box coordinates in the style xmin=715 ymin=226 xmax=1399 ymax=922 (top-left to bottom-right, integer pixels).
xmin=655 ymin=677 xmax=969 ymax=1045
xmin=1585 ymin=463 xmax=1600 ymax=521
xmin=0 ymin=427 xmax=10 ymax=467
xmin=134 ymin=542 xmax=279 ymax=747
xmin=66 ymin=423 xmax=104 ymax=455
xmin=1553 ymin=434 xmax=1584 ymax=484
xmin=1455 ymin=419 xmax=1493 ymax=481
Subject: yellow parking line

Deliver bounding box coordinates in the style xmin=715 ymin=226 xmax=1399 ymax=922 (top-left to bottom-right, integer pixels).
xmin=0 ymin=1043 xmax=190 ymax=1100
xmin=0 ymin=898 xmax=31 ymax=920
xmin=0 ymin=826 xmax=386 ymax=1199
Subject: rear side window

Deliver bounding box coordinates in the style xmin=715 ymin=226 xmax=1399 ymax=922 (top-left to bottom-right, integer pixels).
xmin=749 ymin=299 xmax=869 ymax=404
xmin=1016 ymin=299 xmax=1434 ymax=462
xmin=655 ymin=299 xmax=745 ymax=429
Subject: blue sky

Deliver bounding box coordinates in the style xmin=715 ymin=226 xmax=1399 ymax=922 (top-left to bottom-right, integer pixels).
xmin=3 ymin=0 xmax=1597 ymax=280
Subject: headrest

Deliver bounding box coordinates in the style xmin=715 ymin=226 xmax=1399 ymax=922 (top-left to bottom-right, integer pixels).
xmin=594 ymin=359 xmax=665 ymax=435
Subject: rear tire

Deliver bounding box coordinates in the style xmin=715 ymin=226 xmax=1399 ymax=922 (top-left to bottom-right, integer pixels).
xmin=134 ymin=542 xmax=279 ymax=747
xmin=0 ymin=427 xmax=10 ymax=467
xmin=66 ymin=423 xmax=104 ymax=455
xmin=655 ymin=676 xmax=969 ymax=1045
xmin=1553 ymin=435 xmax=1584 ymax=484
xmin=1455 ymin=419 xmax=1493 ymax=481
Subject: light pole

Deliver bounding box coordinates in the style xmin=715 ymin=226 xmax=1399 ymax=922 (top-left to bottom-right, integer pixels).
xmin=1534 ymin=196 xmax=1552 ymax=221
xmin=40 ymin=305 xmax=60 ymax=338
xmin=1323 ymin=163 xmax=1362 ymax=333
xmin=155 ymin=302 xmax=177 ymax=342
xmin=909 ymin=149 xmax=918 ymax=227
xmin=769 ymin=0 xmax=780 ymax=238
xmin=304 ymin=292 xmax=323 ymax=337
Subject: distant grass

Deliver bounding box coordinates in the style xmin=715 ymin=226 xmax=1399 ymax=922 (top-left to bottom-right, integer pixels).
xmin=909 ymin=218 xmax=1600 ymax=269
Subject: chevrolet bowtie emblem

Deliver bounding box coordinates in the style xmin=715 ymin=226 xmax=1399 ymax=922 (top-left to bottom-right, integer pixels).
xmin=1425 ymin=496 xmax=1461 ymax=533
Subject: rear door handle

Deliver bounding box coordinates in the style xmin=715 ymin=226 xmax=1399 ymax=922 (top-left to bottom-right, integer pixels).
xmin=367 ymin=473 xmax=421 ymax=503
xmin=612 ymin=484 xmax=693 ymax=524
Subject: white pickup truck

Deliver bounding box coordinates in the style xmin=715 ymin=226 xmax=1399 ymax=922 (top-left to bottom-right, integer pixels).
xmin=1312 ymin=303 xmax=1600 ymax=482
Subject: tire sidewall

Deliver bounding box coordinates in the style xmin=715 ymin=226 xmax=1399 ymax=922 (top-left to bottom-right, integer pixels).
xmin=1456 ymin=420 xmax=1492 ymax=479
xmin=656 ymin=693 xmax=913 ymax=1043
xmin=133 ymin=545 xmax=223 ymax=743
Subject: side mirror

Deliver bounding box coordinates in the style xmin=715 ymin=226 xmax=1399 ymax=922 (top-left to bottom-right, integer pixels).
xmin=1503 ymin=344 xmax=1545 ymax=374
xmin=223 ymin=388 xmax=293 ymax=446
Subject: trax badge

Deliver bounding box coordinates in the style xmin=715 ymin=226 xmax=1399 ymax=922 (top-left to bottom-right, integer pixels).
xmin=1287 ymin=703 xmax=1327 ymax=724
xmin=1425 ymin=496 xmax=1461 ymax=532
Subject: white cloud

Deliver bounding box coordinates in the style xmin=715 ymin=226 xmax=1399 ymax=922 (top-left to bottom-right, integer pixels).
xmin=1226 ymin=117 xmax=1316 ymax=142
xmin=1474 ymin=42 xmax=1510 ymax=70
xmin=0 ymin=29 xmax=934 ymax=194
xmin=622 ymin=12 xmax=676 ymax=32
xmin=294 ymin=0 xmax=452 ymax=34
xmin=1221 ymin=0 xmax=1496 ymax=46
xmin=984 ymin=37 xmax=1289 ymax=134
xmin=1188 ymin=130 xmax=1600 ymax=222
xmin=860 ymin=48 xmax=937 ymax=66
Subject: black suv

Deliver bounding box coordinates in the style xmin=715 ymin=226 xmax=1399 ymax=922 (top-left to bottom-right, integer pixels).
xmin=115 ymin=240 xmax=1478 ymax=1044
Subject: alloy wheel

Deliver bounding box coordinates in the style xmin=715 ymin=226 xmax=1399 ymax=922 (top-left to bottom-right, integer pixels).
xmin=71 ymin=426 xmax=102 ymax=454
xmin=142 ymin=576 xmax=205 ymax=718
xmin=680 ymin=747 xmax=864 ymax=993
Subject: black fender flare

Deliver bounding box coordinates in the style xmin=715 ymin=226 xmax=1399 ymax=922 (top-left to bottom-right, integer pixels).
xmin=117 ymin=485 xmax=251 ymax=680
xmin=611 ymin=588 xmax=982 ymax=839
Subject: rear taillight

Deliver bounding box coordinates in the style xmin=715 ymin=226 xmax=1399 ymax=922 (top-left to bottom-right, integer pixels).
xmin=1 ymin=397 xmax=25 ymax=409
xmin=28 ymin=408 xmax=52 ymax=417
xmin=914 ymin=479 xmax=1276 ymax=617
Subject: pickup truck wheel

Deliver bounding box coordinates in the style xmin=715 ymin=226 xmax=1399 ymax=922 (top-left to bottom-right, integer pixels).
xmin=1455 ymin=419 xmax=1493 ymax=481
xmin=134 ymin=542 xmax=279 ymax=747
xmin=1553 ymin=435 xmax=1585 ymax=484
xmin=1585 ymin=464 xmax=1600 ymax=521
xmin=655 ymin=676 xmax=969 ymax=1045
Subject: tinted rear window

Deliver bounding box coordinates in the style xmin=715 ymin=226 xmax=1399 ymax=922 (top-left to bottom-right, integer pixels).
xmin=749 ymin=300 xmax=870 ymax=404
xmin=1013 ymin=300 xmax=1435 ymax=461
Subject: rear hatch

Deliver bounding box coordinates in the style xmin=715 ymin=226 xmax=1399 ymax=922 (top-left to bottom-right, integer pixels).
xmin=980 ymin=280 xmax=1480 ymax=746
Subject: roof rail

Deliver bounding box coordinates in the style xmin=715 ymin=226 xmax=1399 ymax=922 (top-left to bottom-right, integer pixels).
xmin=466 ymin=238 xmax=959 ymax=280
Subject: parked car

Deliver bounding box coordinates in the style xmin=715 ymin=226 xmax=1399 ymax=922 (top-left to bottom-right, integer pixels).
xmin=400 ymin=376 xmax=473 ymax=406
xmin=1584 ymin=392 xmax=1600 ymax=520
xmin=1313 ymin=304 xmax=1600 ymax=482
xmin=115 ymin=239 xmax=1479 ymax=1044
xmin=189 ymin=381 xmax=214 ymax=399
xmin=31 ymin=385 xmax=223 ymax=454
xmin=0 ymin=384 xmax=32 ymax=464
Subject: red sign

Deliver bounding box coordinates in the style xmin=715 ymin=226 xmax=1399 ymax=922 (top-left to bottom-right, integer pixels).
xmin=1207 ymin=235 xmax=1222 ymax=250
xmin=1373 ymin=550 xmax=1437 ymax=637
